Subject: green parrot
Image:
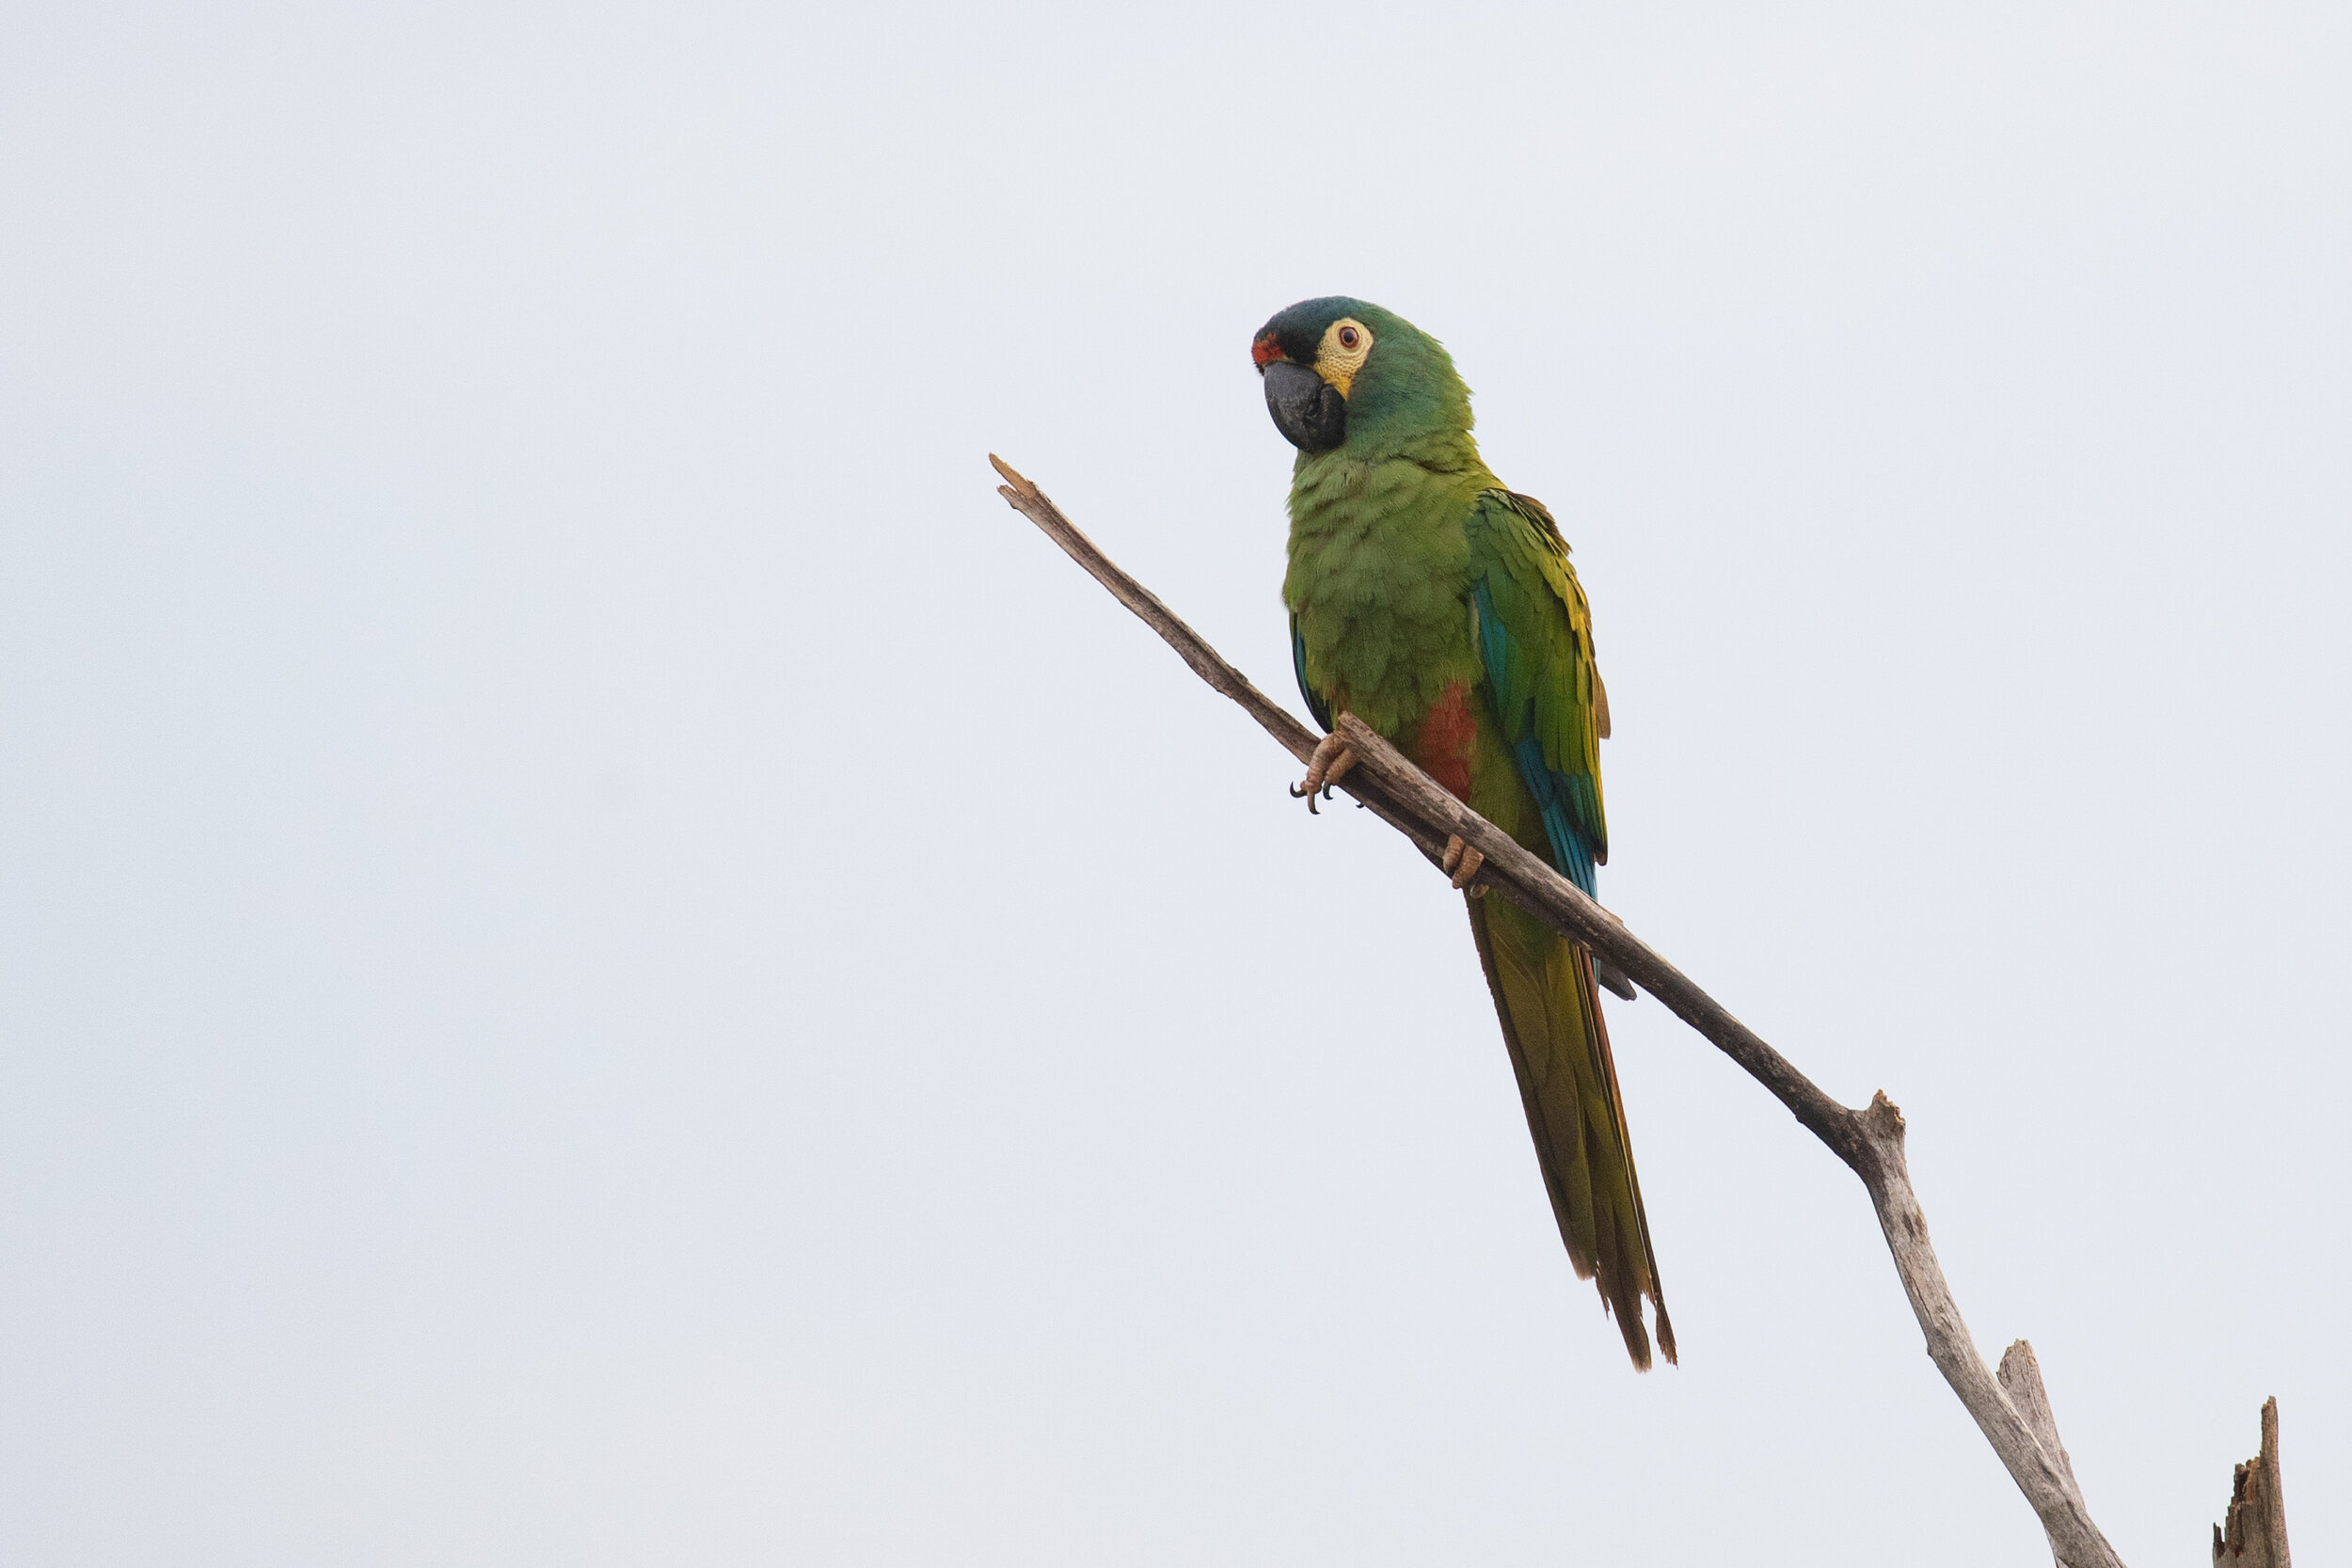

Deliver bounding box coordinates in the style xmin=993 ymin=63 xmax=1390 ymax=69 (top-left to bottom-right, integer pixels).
xmin=1253 ymin=296 xmax=1674 ymax=1369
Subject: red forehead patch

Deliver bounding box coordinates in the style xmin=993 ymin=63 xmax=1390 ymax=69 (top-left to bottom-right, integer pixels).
xmin=1250 ymin=332 xmax=1287 ymax=369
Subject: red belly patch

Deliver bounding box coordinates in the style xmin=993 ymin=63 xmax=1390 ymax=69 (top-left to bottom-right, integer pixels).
xmin=1413 ymin=682 xmax=1478 ymax=802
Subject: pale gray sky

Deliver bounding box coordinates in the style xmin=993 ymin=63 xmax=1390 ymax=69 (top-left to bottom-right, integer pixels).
xmin=3 ymin=3 xmax=2345 ymax=1563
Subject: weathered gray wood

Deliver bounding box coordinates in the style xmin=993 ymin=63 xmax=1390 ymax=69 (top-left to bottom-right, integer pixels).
xmin=1329 ymin=714 xmax=1878 ymax=1166
xmin=992 ymin=456 xmax=1464 ymax=877
xmin=1999 ymin=1340 xmax=2081 ymax=1494
xmin=2213 ymin=1399 xmax=2291 ymax=1568
xmin=2001 ymin=1338 xmax=2084 ymax=1563
xmin=993 ymin=455 xmax=2125 ymax=1568
xmin=1851 ymin=1098 xmax=2117 ymax=1568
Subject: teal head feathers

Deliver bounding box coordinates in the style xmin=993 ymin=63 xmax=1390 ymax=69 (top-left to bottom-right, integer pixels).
xmin=1251 ymin=297 xmax=1479 ymax=466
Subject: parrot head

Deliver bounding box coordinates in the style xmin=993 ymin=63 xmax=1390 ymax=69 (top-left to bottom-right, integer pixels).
xmin=1250 ymin=296 xmax=1471 ymax=457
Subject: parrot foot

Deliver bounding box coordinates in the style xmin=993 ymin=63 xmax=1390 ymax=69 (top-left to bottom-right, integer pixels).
xmin=1288 ymin=730 xmax=1358 ymax=814
xmin=1441 ymin=834 xmax=1487 ymax=894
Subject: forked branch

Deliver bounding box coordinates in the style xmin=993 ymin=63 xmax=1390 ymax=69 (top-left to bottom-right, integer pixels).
xmin=991 ymin=455 xmax=2122 ymax=1564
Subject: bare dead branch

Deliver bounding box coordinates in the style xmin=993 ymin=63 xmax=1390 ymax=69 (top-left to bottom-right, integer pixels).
xmin=992 ymin=455 xmax=2124 ymax=1566
xmin=1997 ymin=1342 xmax=2084 ymax=1567
xmin=2214 ymin=1399 xmax=2291 ymax=1568
xmin=988 ymin=456 xmax=1467 ymax=874
xmin=1999 ymin=1340 xmax=2082 ymax=1497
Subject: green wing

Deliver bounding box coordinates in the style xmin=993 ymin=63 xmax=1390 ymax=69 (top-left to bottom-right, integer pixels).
xmin=1463 ymin=488 xmax=1668 ymax=1366
xmin=1465 ymin=489 xmax=1610 ymax=895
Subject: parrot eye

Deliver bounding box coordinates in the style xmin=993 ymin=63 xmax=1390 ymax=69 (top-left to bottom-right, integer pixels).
xmin=1311 ymin=316 xmax=1375 ymax=398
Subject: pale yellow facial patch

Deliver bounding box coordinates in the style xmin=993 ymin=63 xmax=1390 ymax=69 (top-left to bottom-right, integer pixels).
xmin=1311 ymin=317 xmax=1375 ymax=398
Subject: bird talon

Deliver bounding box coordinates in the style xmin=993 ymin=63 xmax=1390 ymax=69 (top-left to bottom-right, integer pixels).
xmin=1292 ymin=732 xmax=1358 ymax=813
xmin=1442 ymin=834 xmax=1486 ymax=890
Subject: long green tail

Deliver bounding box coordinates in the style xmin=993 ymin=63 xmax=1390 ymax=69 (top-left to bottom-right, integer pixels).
xmin=1466 ymin=891 xmax=1675 ymax=1370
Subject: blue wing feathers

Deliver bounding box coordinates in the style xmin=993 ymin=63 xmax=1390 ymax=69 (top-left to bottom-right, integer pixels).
xmin=1512 ymin=734 xmax=1597 ymax=895
xmin=1472 ymin=534 xmax=1604 ymax=898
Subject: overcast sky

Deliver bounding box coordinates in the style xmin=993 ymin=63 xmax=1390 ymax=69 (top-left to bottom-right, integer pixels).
xmin=3 ymin=3 xmax=2346 ymax=1563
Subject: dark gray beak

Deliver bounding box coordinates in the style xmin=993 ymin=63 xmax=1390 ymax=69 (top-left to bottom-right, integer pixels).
xmin=1263 ymin=360 xmax=1346 ymax=453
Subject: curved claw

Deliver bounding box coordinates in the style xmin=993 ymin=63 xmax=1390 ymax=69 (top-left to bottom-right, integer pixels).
xmin=1292 ymin=731 xmax=1358 ymax=814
